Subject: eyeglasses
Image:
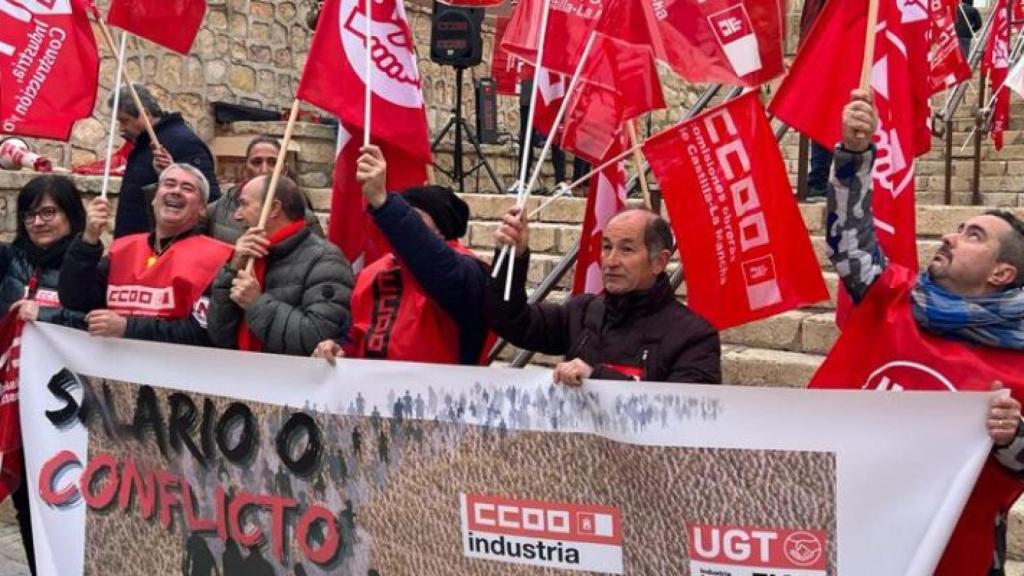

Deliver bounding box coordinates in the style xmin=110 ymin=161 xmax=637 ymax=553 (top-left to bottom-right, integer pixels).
xmin=21 ymin=206 xmax=59 ymax=224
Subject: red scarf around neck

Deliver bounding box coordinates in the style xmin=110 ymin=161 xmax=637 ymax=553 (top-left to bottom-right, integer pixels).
xmin=237 ymin=220 xmax=306 ymax=352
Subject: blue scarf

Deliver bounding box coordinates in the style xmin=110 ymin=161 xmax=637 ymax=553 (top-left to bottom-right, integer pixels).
xmin=911 ymin=272 xmax=1024 ymax=351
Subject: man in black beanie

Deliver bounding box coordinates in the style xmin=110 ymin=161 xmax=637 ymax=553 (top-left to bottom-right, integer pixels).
xmin=313 ymin=145 xmax=491 ymax=365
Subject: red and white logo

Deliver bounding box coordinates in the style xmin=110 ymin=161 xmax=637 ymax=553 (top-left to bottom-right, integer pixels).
xmin=339 ymin=0 xmax=423 ymax=108
xmin=106 ymin=284 xmax=176 ymax=313
xmin=688 ymin=523 xmax=828 ymax=575
xmin=461 ymin=493 xmax=623 ymax=573
xmin=864 ymin=361 xmax=956 ymax=391
xmin=707 ymin=5 xmax=762 ymax=76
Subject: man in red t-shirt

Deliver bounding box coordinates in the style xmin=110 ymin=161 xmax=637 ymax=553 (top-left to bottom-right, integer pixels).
xmin=814 ymin=90 xmax=1024 ymax=575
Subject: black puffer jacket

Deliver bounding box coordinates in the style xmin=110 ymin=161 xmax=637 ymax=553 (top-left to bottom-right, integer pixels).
xmin=0 ymin=237 xmax=85 ymax=328
xmin=115 ymin=113 xmax=221 ymax=238
xmin=207 ymin=227 xmax=354 ymax=355
xmin=487 ymin=251 xmax=722 ymax=384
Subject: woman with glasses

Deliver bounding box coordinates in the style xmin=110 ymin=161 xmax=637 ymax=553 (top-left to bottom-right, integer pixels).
xmin=0 ymin=174 xmax=86 ymax=575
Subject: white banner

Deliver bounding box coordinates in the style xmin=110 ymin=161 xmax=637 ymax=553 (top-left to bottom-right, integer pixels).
xmin=17 ymin=323 xmax=993 ymax=575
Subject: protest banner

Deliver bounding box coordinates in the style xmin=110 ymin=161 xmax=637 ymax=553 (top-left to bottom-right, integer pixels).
xmin=19 ymin=323 xmax=993 ymax=575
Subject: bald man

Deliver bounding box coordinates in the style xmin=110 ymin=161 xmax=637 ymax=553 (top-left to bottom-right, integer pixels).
xmin=488 ymin=207 xmax=721 ymax=385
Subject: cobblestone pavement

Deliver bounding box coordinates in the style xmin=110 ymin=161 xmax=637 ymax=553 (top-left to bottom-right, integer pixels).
xmin=0 ymin=500 xmax=29 ymax=576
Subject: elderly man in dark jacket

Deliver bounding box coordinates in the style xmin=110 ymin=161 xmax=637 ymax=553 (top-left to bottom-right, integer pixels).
xmin=207 ymin=174 xmax=353 ymax=356
xmin=112 ymin=83 xmax=220 ymax=238
xmin=489 ymin=206 xmax=721 ymax=385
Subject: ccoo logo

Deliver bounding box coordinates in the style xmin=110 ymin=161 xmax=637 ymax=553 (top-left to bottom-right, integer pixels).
xmin=339 ymin=0 xmax=423 ymax=109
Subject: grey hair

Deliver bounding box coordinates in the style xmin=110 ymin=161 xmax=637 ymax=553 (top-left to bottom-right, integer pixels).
xmin=159 ymin=163 xmax=210 ymax=202
xmin=108 ymin=83 xmax=164 ymax=118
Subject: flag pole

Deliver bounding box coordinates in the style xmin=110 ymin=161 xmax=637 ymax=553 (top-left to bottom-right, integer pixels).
xmin=93 ymin=19 xmax=162 ymax=152
xmin=530 ymin=139 xmax=644 ymax=217
xmin=498 ymin=0 xmax=554 ymax=300
xmin=491 ymin=25 xmax=593 ymax=276
xmin=860 ymin=0 xmax=880 ymax=92
xmin=101 ymin=30 xmax=128 ymax=201
xmin=245 ymin=98 xmax=302 ymax=274
xmin=363 ymin=0 xmax=372 ymax=148
xmin=627 ymin=120 xmax=653 ymax=209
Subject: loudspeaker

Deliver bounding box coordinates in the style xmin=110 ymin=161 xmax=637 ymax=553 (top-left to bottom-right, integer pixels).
xmin=475 ymin=78 xmax=499 ymax=144
xmin=430 ymin=1 xmax=484 ymax=68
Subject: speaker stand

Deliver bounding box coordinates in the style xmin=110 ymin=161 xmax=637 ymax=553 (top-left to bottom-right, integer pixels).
xmin=431 ymin=67 xmax=505 ymax=194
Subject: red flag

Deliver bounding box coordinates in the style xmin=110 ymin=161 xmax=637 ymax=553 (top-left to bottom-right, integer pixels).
xmin=298 ymin=0 xmax=431 ymax=163
xmin=501 ymin=0 xmax=606 ymax=76
xmin=0 ymin=312 xmax=24 ymax=503
xmin=770 ymin=0 xmax=928 ymax=275
xmin=300 ymin=0 xmax=431 ymax=264
xmin=491 ymin=16 xmax=524 ymax=96
xmin=560 ymin=34 xmax=665 ymax=164
xmin=983 ymin=0 xmax=1010 ymax=151
xmin=0 ymin=0 xmax=99 ymax=141
xmin=572 ymin=158 xmax=628 ymax=295
xmin=329 ymin=124 xmax=427 ymax=265
xmin=597 ymin=0 xmax=785 ymax=86
xmin=530 ymin=67 xmax=568 ymax=137
xmin=927 ymin=0 xmax=971 ymax=94
xmin=643 ymin=92 xmax=829 ymax=330
xmin=107 ymin=0 xmax=205 ymax=54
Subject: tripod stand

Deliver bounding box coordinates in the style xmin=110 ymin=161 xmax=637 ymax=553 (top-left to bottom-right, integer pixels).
xmin=431 ymin=67 xmax=505 ymax=193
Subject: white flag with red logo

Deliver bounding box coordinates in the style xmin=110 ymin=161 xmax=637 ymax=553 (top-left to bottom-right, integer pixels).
xmin=0 ymin=0 xmax=99 ymax=140
xmin=770 ymin=0 xmax=930 ymax=275
xmin=298 ymin=0 xmax=430 ymax=263
xmin=983 ymin=0 xmax=1010 ymax=150
xmin=572 ymin=157 xmax=627 ymax=295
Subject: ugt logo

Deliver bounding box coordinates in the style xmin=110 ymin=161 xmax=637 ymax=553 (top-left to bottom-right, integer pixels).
xmin=864 ymin=361 xmax=956 ymax=392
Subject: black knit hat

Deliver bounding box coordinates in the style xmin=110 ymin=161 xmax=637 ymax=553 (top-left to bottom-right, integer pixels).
xmin=402 ymin=185 xmax=470 ymax=240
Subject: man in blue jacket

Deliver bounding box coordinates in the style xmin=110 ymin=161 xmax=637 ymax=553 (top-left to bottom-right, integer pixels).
xmin=313 ymin=145 xmax=490 ymax=365
xmin=111 ymin=84 xmax=220 ymax=237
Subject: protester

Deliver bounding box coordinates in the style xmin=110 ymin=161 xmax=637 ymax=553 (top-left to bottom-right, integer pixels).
xmin=487 ymin=206 xmax=721 ymax=384
xmin=111 ymin=83 xmax=220 ymax=238
xmin=203 ymin=135 xmax=323 ymax=244
xmin=58 ymin=163 xmax=233 ymax=345
xmin=813 ymin=90 xmax=1024 ymax=575
xmin=207 ymin=174 xmax=353 ymax=355
xmin=312 ymin=145 xmax=491 ymax=365
xmin=0 ymin=175 xmax=89 ymax=575
xmin=955 ymin=0 xmax=982 ymax=59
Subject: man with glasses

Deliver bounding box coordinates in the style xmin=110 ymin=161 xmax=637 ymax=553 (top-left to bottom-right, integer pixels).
xmin=58 ymin=163 xmax=234 ymax=345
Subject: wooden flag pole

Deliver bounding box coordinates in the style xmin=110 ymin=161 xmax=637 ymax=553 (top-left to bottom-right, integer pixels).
xmin=101 ymin=30 xmax=128 ymax=200
xmin=94 ymin=19 xmax=161 ymax=151
xmin=627 ymin=120 xmax=652 ymax=209
xmin=859 ymin=0 xmax=880 ymax=92
xmin=245 ymin=98 xmax=302 ymax=274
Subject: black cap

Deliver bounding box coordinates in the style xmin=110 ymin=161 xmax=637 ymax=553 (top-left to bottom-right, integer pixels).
xmin=402 ymin=185 xmax=470 ymax=240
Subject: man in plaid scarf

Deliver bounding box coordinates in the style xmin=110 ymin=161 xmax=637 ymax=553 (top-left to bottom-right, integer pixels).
xmin=814 ymin=89 xmax=1024 ymax=575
